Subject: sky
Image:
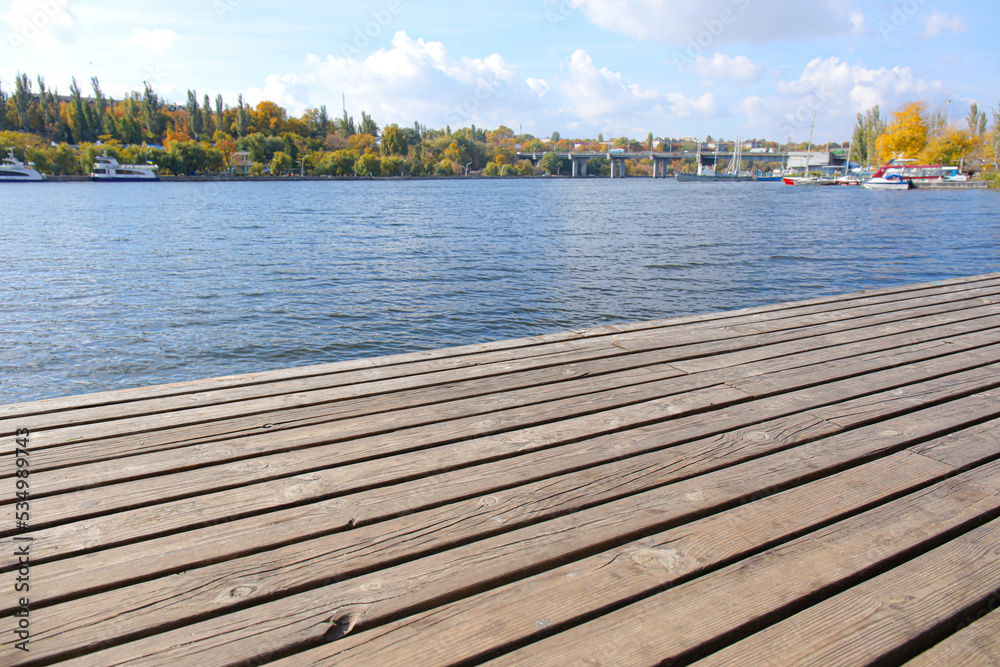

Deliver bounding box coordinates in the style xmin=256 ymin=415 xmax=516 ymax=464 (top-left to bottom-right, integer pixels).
xmin=1 ymin=0 xmax=997 ymax=143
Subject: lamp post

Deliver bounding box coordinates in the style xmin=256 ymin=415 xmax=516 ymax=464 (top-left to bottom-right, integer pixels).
xmin=465 ymin=161 xmax=472 ymax=176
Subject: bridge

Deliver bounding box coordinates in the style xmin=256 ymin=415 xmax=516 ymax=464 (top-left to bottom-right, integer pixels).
xmin=515 ymin=150 xmax=828 ymax=178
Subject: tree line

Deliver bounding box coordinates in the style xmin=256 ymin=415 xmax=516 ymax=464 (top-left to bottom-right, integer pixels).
xmin=2 ymin=72 xmax=997 ymax=177
xmin=851 ymin=100 xmax=999 ymax=169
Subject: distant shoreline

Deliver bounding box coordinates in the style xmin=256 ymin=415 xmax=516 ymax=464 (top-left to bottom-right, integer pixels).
xmin=30 ymin=174 xmax=615 ymax=182
xmin=30 ymin=174 xmax=992 ymax=188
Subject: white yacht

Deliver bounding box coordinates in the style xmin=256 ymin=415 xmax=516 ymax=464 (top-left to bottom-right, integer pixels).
xmin=0 ymin=150 xmax=44 ymax=181
xmin=91 ymin=153 xmax=160 ymax=181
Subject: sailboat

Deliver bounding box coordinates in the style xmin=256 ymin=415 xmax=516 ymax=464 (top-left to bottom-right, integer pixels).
xmin=783 ymin=113 xmax=836 ymax=186
xmin=834 ymin=140 xmax=861 ymax=185
xmin=676 ymin=139 xmax=753 ymax=182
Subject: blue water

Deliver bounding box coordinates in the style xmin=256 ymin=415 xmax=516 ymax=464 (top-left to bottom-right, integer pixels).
xmin=2 ymin=178 xmax=998 ymax=403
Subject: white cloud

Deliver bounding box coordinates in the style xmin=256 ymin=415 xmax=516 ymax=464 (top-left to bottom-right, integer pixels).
xmin=559 ymin=49 xmax=659 ymax=119
xmin=526 ymin=78 xmax=551 ymax=96
xmin=243 ymin=36 xmax=719 ymax=139
xmin=666 ymin=92 xmax=718 ymax=118
xmin=244 ymin=31 xmax=537 ymax=131
xmin=569 ymin=0 xmax=863 ymax=45
xmin=1 ymin=0 xmax=76 ymax=48
xmin=692 ymin=53 xmax=762 ymax=84
xmin=920 ymin=11 xmax=966 ymax=38
xmin=126 ymin=28 xmax=179 ymax=53
xmin=736 ymin=57 xmax=946 ymax=140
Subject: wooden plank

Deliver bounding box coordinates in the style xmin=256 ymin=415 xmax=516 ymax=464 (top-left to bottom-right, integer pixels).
xmin=9 ymin=352 xmax=1000 ymax=588
xmin=36 ymin=394 xmax=1000 ymax=665
xmin=9 ymin=385 xmax=801 ymax=604
xmin=481 ymin=467 xmax=1000 ymax=667
xmin=21 ymin=308 xmax=1000 ymax=475
xmin=5 ymin=272 xmax=996 ymax=421
xmin=26 ymin=452 xmax=952 ymax=665
xmin=12 ymin=338 xmax=1000 ymax=539
xmin=609 ymin=286 xmax=1000 ymax=353
xmin=904 ymin=608 xmax=1000 ymax=667
xmin=237 ymin=419 xmax=1000 ymax=666
xmin=256 ymin=451 xmax=989 ymax=667
xmin=690 ymin=519 xmax=1000 ymax=666
xmin=575 ymin=272 xmax=1000 ymax=338
xmin=6 ymin=279 xmax=999 ymax=441
xmin=666 ymin=301 xmax=1000 ymax=375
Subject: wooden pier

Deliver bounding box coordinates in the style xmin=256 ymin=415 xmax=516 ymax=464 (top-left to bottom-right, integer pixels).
xmin=3 ymin=273 xmax=1000 ymax=666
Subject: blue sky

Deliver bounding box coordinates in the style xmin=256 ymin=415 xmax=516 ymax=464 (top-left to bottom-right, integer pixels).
xmin=1 ymin=0 xmax=997 ymax=142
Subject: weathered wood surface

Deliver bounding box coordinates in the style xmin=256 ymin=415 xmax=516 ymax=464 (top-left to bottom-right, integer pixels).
xmin=2 ymin=273 xmax=999 ymax=666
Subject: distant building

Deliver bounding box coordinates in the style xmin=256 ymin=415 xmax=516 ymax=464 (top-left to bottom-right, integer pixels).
xmin=786 ymin=150 xmax=848 ymax=170
xmin=231 ymin=151 xmax=252 ymax=174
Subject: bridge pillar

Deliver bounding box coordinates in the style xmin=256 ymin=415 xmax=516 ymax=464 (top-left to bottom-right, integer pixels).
xmin=571 ymin=156 xmax=589 ymax=178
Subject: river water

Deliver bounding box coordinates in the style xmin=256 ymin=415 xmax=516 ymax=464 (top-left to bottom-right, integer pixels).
xmin=2 ymin=178 xmax=998 ymax=403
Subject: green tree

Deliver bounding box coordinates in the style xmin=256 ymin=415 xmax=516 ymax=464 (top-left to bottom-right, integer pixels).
xmin=968 ymin=103 xmax=987 ymax=137
xmin=91 ymin=77 xmax=108 ymax=137
xmin=68 ymin=78 xmax=93 ymax=142
xmin=0 ymin=79 xmax=7 ymax=130
xmin=317 ymin=105 xmax=330 ymax=136
xmin=215 ymin=94 xmax=225 ymax=135
xmin=436 ymin=158 xmax=454 ymax=175
xmin=325 ymin=149 xmax=359 ymax=175
xmin=359 ymin=110 xmax=378 ymax=137
xmin=187 ymin=90 xmax=203 ymax=139
xmin=13 ymin=73 xmax=32 ymax=132
xmin=381 ymin=155 xmax=404 ymax=176
xmin=338 ymin=108 xmax=356 ymax=137
xmin=269 ymin=150 xmax=293 ymax=175
xmin=140 ymin=82 xmax=168 ymax=140
xmin=356 ymin=151 xmax=381 ymax=175
xmin=170 ymin=140 xmax=209 ymax=174
xmin=990 ymin=102 xmax=1000 ymax=169
xmin=540 ymin=150 xmax=566 ymax=175
xmin=851 ymin=105 xmax=887 ymax=166
xmin=282 ymin=132 xmax=299 ymax=163
xmin=203 ymin=93 xmax=214 ymax=135
xmin=381 ymin=124 xmax=407 ymax=156
xmin=50 ymin=142 xmax=78 ymax=175
xmin=443 ymin=141 xmax=467 ymax=165
xmin=235 ymin=94 xmax=250 ymax=137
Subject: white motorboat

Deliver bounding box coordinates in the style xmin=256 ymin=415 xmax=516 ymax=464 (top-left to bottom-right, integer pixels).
xmin=0 ymin=150 xmax=44 ymax=181
xmin=91 ymin=153 xmax=160 ymax=181
xmin=861 ymin=176 xmax=912 ymax=190
xmin=782 ymin=175 xmax=837 ymax=186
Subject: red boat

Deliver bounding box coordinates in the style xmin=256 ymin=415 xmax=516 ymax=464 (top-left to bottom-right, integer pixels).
xmin=870 ymin=158 xmax=952 ymax=183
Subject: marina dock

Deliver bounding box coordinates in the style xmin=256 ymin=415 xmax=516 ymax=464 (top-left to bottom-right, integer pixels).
xmin=3 ymin=273 xmax=1000 ymax=665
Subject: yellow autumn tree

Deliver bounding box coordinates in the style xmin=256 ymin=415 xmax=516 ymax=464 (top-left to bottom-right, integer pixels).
xmin=876 ymin=102 xmax=929 ymax=163
xmin=920 ymin=126 xmax=976 ymax=166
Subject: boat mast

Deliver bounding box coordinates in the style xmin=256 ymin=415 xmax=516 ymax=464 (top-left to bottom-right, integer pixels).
xmin=805 ymin=111 xmax=816 ymax=175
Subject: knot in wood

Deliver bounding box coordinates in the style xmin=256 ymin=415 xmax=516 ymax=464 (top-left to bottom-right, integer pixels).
xmin=325 ymin=612 xmax=360 ymax=641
